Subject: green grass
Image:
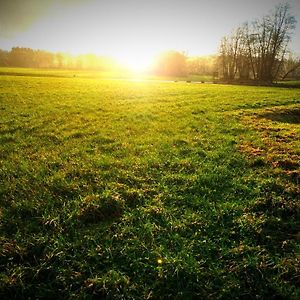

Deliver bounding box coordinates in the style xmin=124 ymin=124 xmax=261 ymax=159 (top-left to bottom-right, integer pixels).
xmin=0 ymin=67 xmax=212 ymax=82
xmin=275 ymin=80 xmax=300 ymax=88
xmin=0 ymin=68 xmax=299 ymax=299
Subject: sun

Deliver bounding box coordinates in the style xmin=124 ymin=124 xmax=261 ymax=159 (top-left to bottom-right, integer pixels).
xmin=114 ymin=49 xmax=156 ymax=73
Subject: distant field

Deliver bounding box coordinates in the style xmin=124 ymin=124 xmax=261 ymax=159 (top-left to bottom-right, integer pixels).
xmin=0 ymin=68 xmax=299 ymax=299
xmin=0 ymin=67 xmax=213 ymax=82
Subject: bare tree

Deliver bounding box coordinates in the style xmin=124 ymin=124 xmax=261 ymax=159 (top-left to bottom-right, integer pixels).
xmin=280 ymin=54 xmax=300 ymax=80
xmin=219 ymin=27 xmax=244 ymax=80
xmin=218 ymin=3 xmax=296 ymax=83
xmin=253 ymin=3 xmax=296 ymax=82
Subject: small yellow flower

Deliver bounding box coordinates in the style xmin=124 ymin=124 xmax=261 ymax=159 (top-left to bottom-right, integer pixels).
xmin=157 ymin=258 xmax=163 ymax=264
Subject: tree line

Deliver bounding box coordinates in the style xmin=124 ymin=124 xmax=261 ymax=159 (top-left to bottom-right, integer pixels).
xmin=0 ymin=47 xmax=119 ymax=71
xmin=153 ymin=51 xmax=216 ymax=77
xmin=217 ymin=3 xmax=300 ymax=83
xmin=0 ymin=47 xmax=216 ymax=77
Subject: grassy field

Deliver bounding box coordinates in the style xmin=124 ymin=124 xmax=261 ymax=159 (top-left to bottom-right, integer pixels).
xmin=0 ymin=68 xmax=299 ymax=299
xmin=0 ymin=67 xmax=212 ymax=82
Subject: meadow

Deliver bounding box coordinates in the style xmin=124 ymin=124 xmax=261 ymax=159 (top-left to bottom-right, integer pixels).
xmin=0 ymin=68 xmax=299 ymax=299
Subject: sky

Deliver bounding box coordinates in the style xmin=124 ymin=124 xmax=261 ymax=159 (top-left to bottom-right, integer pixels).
xmin=0 ymin=0 xmax=300 ymax=68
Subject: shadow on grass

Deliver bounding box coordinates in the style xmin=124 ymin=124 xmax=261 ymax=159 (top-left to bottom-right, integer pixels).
xmin=260 ymin=108 xmax=300 ymax=124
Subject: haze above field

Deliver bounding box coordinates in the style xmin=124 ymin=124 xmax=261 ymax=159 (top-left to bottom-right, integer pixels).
xmin=0 ymin=0 xmax=300 ymax=70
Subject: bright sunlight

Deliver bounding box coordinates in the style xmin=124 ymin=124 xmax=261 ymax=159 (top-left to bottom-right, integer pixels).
xmin=112 ymin=48 xmax=157 ymax=72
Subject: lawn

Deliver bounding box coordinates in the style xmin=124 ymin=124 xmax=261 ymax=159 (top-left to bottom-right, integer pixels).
xmin=0 ymin=69 xmax=299 ymax=299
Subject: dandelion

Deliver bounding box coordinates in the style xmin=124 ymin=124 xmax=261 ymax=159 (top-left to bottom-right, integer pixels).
xmin=157 ymin=258 xmax=163 ymax=264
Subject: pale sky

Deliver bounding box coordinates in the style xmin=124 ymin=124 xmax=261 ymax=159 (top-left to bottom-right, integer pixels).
xmin=0 ymin=0 xmax=299 ymax=66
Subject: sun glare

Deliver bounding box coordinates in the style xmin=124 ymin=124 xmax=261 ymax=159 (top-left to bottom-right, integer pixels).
xmin=114 ymin=50 xmax=156 ymax=73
